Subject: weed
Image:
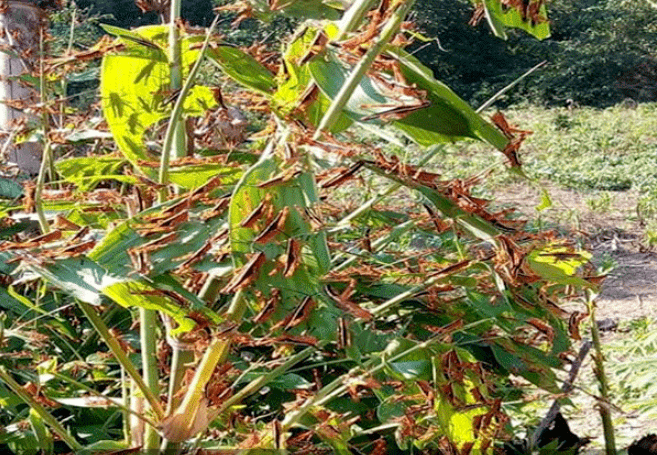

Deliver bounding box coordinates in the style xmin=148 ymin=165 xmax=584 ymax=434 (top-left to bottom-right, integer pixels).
xmin=586 ymin=192 xmax=615 ymax=213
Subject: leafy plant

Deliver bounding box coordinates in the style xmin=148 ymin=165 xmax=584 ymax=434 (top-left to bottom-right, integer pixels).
xmin=0 ymin=1 xmax=603 ymax=453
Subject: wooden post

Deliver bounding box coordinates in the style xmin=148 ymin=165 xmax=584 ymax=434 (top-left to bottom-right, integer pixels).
xmin=0 ymin=1 xmax=44 ymax=174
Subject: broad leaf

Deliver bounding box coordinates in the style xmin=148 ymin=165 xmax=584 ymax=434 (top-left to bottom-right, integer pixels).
xmin=473 ymin=0 xmax=551 ymax=40
xmin=0 ymin=177 xmax=23 ymax=199
xmin=100 ymin=25 xmax=218 ymax=171
xmin=227 ymin=147 xmax=338 ymax=339
xmin=207 ymin=46 xmax=276 ymax=94
xmin=309 ymin=48 xmax=509 ymax=150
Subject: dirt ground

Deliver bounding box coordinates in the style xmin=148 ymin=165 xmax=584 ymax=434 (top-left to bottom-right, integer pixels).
xmin=497 ymin=184 xmax=657 ymax=451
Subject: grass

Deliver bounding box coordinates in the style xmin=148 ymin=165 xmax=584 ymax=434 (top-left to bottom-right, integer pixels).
xmin=430 ymin=103 xmax=657 ymax=192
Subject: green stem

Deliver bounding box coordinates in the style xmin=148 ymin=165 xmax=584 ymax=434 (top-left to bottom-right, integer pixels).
xmin=281 ymin=331 xmax=452 ymax=431
xmin=161 ymin=290 xmax=246 ymax=450
xmin=589 ymin=298 xmax=617 ymax=455
xmin=158 ymin=12 xmax=221 ymax=201
xmin=121 ymin=368 xmax=131 ymax=444
xmin=330 ymin=145 xmax=443 ymax=233
xmin=216 ymin=342 xmax=327 ymax=415
xmin=140 ymin=308 xmax=161 ymax=450
xmin=0 ymin=367 xmax=83 ymax=451
xmin=337 ymin=0 xmax=379 ymax=37
xmin=77 ymin=302 xmax=164 ymax=419
xmin=50 ymin=371 xmax=157 ymax=428
xmin=313 ymin=0 xmax=416 ymax=139
xmin=34 ymin=141 xmax=51 ymax=234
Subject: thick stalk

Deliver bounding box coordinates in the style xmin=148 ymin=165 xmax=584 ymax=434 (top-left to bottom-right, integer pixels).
xmin=34 ymin=27 xmax=51 ymax=234
xmin=158 ymin=12 xmax=221 ymax=200
xmin=160 ymin=290 xmax=246 ymax=451
xmin=139 ymin=308 xmax=161 ymax=450
xmin=158 ymin=0 xmax=184 ymax=202
xmin=33 ymin=141 xmax=51 ymax=234
xmin=51 ymin=371 xmax=157 ymax=428
xmin=77 ymin=301 xmax=164 ymax=419
xmin=313 ymin=0 xmax=416 ymax=139
xmin=0 ymin=367 xmax=83 ymax=451
xmin=121 ymin=368 xmax=131 ymax=444
xmin=589 ymin=299 xmax=617 ymax=455
xmin=337 ymin=0 xmax=379 ymax=37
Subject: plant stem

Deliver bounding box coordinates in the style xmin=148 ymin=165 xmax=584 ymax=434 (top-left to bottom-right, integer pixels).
xmin=34 ymin=141 xmax=51 ymax=234
xmin=0 ymin=367 xmax=83 ymax=452
xmin=158 ymin=12 xmax=221 ymax=201
xmin=330 ymin=145 xmax=443 ymax=232
xmin=51 ymin=371 xmax=158 ymax=428
xmin=161 ymin=290 xmax=246 ymax=451
xmin=140 ymin=308 xmax=161 ymax=450
xmin=77 ymin=301 xmax=164 ymax=420
xmin=589 ymin=298 xmax=617 ymax=455
xmin=337 ymin=0 xmax=378 ymax=37
xmin=313 ymin=0 xmax=416 ymax=139
xmin=34 ymin=26 xmax=51 ymax=234
xmin=216 ymin=342 xmax=327 ymax=415
xmin=281 ymin=332 xmax=448 ymax=432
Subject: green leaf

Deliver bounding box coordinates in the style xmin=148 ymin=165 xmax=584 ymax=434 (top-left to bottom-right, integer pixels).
xmin=227 ymin=148 xmax=337 ymax=338
xmin=77 ymin=440 xmax=129 ymax=455
xmin=28 ymin=409 xmax=53 ymax=455
xmin=0 ymin=177 xmax=23 ymax=199
xmin=100 ymin=25 xmax=218 ymax=171
xmin=526 ymin=245 xmax=594 ymax=288
xmin=56 ymin=156 xmax=130 ymax=191
xmin=100 ymin=24 xmax=166 ymax=53
xmin=168 ymin=163 xmax=243 ymax=189
xmin=490 ymin=339 xmax=561 ymax=393
xmin=309 ymin=48 xmax=509 ymax=150
xmin=387 ymin=48 xmax=509 ymax=151
xmin=245 ymin=0 xmax=343 ymax=21
xmin=535 ymin=188 xmax=553 ymax=212
xmin=478 ymin=0 xmax=551 ymax=40
xmin=207 ymin=46 xmax=276 ymax=94
xmin=274 ymin=28 xmax=352 ymax=133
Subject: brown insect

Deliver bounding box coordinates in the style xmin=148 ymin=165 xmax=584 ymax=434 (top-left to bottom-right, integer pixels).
xmin=325 ymin=283 xmax=372 ymax=321
xmin=337 ymin=317 xmax=352 ymax=350
xmin=491 ymin=111 xmax=532 ymax=138
xmin=257 ymin=168 xmax=302 ymax=189
xmin=282 ymin=238 xmax=302 ymax=278
xmin=128 ymin=250 xmax=151 ymax=275
xmin=280 ymin=296 xmax=316 ymax=331
xmin=240 ymin=195 xmax=272 ymax=229
xmin=253 ymin=206 xmax=290 ymax=245
xmin=538 ymin=251 xmax=587 ymax=261
xmin=297 ymin=31 xmax=328 ymax=66
xmin=527 ymin=317 xmax=555 ymax=343
xmin=220 ymin=252 xmax=266 ymax=294
xmin=319 ymin=162 xmax=364 ymax=189
xmin=568 ymin=311 xmax=588 ymax=340
xmin=131 ymin=232 xmax=178 ymax=254
xmin=177 ymin=239 xmax=213 ymax=271
xmin=253 ymin=289 xmax=280 ymax=324
xmin=0 ymin=230 xmax=62 ymax=251
xmin=360 ymin=100 xmax=431 ymax=122
xmin=45 ymin=240 xmax=97 ymax=259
